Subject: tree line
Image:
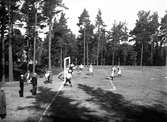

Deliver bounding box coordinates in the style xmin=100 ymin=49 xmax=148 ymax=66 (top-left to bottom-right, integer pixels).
xmin=0 ymin=0 xmax=167 ymax=81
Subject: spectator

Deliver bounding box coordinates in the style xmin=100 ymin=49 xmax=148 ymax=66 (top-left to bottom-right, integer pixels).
xmin=0 ymin=87 xmax=6 ymax=119
xmin=31 ymin=73 xmax=38 ymax=95
xmin=19 ymin=74 xmax=24 ymax=97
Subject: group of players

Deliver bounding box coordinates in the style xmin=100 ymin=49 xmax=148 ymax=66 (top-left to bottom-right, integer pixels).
xmin=38 ymin=63 xmax=121 ymax=90
xmin=56 ymin=63 xmax=94 ymax=87
xmin=110 ymin=65 xmax=122 ymax=80
xmin=56 ymin=63 xmax=122 ymax=87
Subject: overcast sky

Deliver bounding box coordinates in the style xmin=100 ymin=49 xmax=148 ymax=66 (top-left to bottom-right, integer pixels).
xmin=63 ymin=0 xmax=167 ymax=35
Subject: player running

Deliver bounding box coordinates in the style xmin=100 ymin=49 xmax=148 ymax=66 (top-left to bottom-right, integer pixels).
xmin=110 ymin=68 xmax=114 ymax=80
xmin=64 ymin=68 xmax=72 ymax=87
xmin=58 ymin=67 xmax=73 ymax=87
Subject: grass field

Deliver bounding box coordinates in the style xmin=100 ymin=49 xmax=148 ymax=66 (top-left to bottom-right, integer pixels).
xmin=1 ymin=66 xmax=167 ymax=122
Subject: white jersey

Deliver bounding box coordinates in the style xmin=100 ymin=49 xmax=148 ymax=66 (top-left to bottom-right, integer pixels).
xmin=71 ymin=63 xmax=74 ymax=67
xmin=64 ymin=70 xmax=72 ymax=79
xmin=112 ymin=66 xmax=116 ymax=73
xmin=45 ymin=72 xmax=50 ymax=78
xmin=89 ymin=65 xmax=93 ymax=73
xmin=66 ymin=72 xmax=72 ymax=79
xmin=111 ymin=70 xmax=114 ymax=77
xmin=118 ymin=69 xmax=122 ymax=75
xmin=79 ymin=64 xmax=84 ymax=69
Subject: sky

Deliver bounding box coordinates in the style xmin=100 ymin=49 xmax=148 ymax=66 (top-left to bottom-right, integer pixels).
xmin=63 ymin=0 xmax=167 ymax=35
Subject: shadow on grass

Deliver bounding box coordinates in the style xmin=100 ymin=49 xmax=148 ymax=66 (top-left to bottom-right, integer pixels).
xmin=159 ymin=90 xmax=167 ymax=96
xmin=22 ymin=86 xmax=108 ymax=122
xmin=78 ymin=84 xmax=167 ymax=122
xmin=43 ymin=80 xmax=52 ymax=84
xmin=19 ymin=84 xmax=167 ymax=122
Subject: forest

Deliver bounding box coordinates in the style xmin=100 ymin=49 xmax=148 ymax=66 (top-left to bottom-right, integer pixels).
xmin=0 ymin=0 xmax=167 ymax=81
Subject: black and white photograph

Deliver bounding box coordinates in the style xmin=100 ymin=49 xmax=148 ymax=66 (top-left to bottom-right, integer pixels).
xmin=0 ymin=0 xmax=167 ymax=122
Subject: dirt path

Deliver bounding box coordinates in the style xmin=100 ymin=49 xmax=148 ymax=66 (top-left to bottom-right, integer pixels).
xmin=1 ymin=74 xmax=64 ymax=122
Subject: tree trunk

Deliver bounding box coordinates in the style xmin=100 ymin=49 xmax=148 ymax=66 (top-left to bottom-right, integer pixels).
xmin=140 ymin=42 xmax=143 ymax=66
xmin=118 ymin=57 xmax=120 ymax=65
xmin=97 ymin=40 xmax=99 ymax=65
xmin=48 ymin=19 xmax=52 ymax=71
xmin=112 ymin=51 xmax=115 ymax=66
xmin=97 ymin=30 xmax=100 ymax=66
xmin=64 ymin=46 xmax=67 ymax=57
xmin=123 ymin=54 xmax=127 ymax=65
xmin=33 ymin=8 xmax=37 ymax=74
xmin=101 ymin=39 xmax=103 ymax=65
xmin=86 ymin=41 xmax=88 ymax=65
xmin=83 ymin=28 xmax=86 ymax=66
xmin=8 ymin=40 xmax=13 ymax=81
xmin=1 ymin=37 xmax=5 ymax=82
xmin=27 ymin=39 xmax=29 ymax=71
xmin=150 ymin=43 xmax=153 ymax=65
xmin=60 ymin=47 xmax=62 ymax=69
xmin=75 ymin=58 xmax=77 ymax=65
xmin=8 ymin=0 xmax=13 ymax=82
xmin=166 ymin=52 xmax=167 ymax=66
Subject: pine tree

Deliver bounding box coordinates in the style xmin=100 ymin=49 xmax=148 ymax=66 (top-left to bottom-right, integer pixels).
xmin=95 ymin=9 xmax=105 ymax=65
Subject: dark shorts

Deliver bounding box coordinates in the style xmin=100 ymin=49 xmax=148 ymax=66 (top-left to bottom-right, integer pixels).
xmin=0 ymin=113 xmax=6 ymax=119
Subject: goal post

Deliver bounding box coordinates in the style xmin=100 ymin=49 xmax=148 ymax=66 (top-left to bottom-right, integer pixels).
xmin=64 ymin=57 xmax=71 ymax=82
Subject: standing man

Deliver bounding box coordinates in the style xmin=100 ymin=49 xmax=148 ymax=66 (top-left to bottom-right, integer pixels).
xmin=31 ymin=73 xmax=37 ymax=95
xmin=0 ymin=87 xmax=6 ymax=119
xmin=19 ymin=74 xmax=24 ymax=97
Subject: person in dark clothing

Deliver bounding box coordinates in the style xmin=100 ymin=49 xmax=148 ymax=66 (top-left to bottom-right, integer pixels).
xmin=19 ymin=74 xmax=24 ymax=97
xmin=0 ymin=87 xmax=6 ymax=119
xmin=31 ymin=73 xmax=37 ymax=95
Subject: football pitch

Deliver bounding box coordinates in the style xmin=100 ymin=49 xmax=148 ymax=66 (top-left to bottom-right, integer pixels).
xmin=2 ymin=66 xmax=167 ymax=122
xmin=41 ymin=66 xmax=167 ymax=122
